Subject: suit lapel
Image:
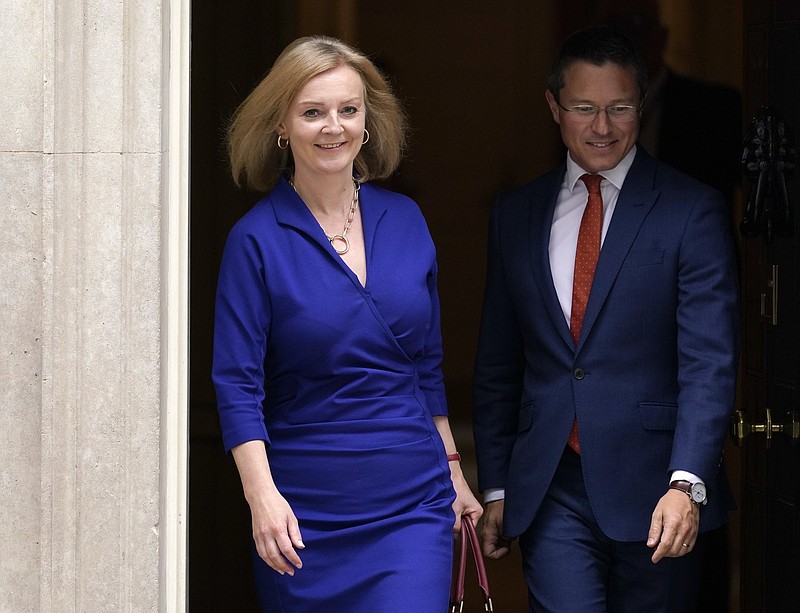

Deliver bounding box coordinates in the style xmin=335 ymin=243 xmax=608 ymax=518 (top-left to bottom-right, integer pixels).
xmin=577 ymin=150 xmax=660 ymax=350
xmin=527 ymin=165 xmax=576 ymax=349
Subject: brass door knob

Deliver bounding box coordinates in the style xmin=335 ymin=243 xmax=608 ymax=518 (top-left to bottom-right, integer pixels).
xmin=731 ymin=408 xmax=800 ymax=447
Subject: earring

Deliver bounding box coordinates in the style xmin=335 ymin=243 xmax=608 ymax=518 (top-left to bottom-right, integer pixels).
xmin=362 ymin=129 xmax=370 ymax=145
xmin=277 ymin=135 xmax=289 ymax=150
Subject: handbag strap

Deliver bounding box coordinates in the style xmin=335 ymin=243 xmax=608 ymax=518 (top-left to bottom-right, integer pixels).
xmin=449 ymin=516 xmax=494 ymax=612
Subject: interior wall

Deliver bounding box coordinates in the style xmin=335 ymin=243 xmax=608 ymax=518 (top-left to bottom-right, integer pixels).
xmin=189 ymin=1 xmax=743 ymax=610
xmin=662 ymin=0 xmax=744 ymax=87
xmin=354 ymin=0 xmax=561 ymax=421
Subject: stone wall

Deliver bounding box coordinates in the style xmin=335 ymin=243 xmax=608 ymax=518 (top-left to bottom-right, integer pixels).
xmin=0 ymin=0 xmax=185 ymax=610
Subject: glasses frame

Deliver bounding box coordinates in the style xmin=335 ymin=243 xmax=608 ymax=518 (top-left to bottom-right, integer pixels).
xmin=555 ymin=100 xmax=643 ymax=122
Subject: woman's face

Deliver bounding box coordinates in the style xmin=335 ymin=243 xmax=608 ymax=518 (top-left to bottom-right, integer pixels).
xmin=278 ymin=65 xmax=366 ymax=181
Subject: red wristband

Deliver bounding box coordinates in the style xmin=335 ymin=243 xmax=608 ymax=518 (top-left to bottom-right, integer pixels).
xmin=447 ymin=453 xmax=462 ymax=462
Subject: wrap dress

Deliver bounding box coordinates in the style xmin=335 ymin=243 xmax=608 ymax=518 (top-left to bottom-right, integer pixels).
xmin=212 ymin=177 xmax=456 ymax=612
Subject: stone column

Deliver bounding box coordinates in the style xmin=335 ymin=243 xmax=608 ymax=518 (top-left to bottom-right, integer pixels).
xmin=0 ymin=0 xmax=188 ymax=611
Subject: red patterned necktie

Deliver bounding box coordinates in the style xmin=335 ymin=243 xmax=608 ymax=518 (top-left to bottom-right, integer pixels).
xmin=567 ymin=173 xmax=604 ymax=454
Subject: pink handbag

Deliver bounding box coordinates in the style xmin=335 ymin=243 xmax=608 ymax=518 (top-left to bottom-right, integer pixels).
xmin=449 ymin=516 xmax=494 ymax=612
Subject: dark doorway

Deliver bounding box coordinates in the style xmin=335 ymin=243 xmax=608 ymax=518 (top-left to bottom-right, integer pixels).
xmin=188 ymin=3 xmax=290 ymax=611
xmin=188 ymin=2 xmax=747 ymax=611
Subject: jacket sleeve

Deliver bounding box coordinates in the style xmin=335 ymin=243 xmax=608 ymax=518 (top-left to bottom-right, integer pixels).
xmin=671 ymin=187 xmax=740 ymax=482
xmin=472 ymin=197 xmax=526 ymax=492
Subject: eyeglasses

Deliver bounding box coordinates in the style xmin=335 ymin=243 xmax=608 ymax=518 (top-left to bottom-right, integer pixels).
xmin=556 ymin=100 xmax=641 ymax=122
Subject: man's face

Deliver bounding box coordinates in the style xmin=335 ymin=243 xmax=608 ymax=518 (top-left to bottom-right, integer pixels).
xmin=545 ymin=61 xmax=641 ymax=174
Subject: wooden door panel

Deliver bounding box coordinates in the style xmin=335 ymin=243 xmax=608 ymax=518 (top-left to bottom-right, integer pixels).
xmin=740 ymin=1 xmax=799 ymax=611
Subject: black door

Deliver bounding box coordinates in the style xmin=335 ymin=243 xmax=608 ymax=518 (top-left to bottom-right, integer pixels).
xmin=736 ymin=1 xmax=800 ymax=610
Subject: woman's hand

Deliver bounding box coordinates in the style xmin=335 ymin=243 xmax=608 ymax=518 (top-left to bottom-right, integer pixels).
xmin=247 ymin=486 xmax=305 ymax=575
xmin=431 ymin=416 xmax=484 ymax=534
xmin=231 ymin=440 xmax=305 ymax=575
xmin=449 ymin=461 xmax=484 ymax=535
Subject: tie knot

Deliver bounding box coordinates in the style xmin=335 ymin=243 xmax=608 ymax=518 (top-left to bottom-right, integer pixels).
xmin=580 ymin=173 xmax=603 ymax=195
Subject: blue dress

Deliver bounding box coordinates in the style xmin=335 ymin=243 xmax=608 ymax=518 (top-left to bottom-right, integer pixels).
xmin=212 ymin=178 xmax=456 ymax=612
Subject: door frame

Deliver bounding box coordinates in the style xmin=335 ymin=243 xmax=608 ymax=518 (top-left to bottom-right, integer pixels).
xmin=161 ymin=0 xmax=191 ymax=609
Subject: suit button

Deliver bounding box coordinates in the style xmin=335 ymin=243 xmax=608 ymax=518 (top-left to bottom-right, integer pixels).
xmin=573 ymin=368 xmax=585 ymax=380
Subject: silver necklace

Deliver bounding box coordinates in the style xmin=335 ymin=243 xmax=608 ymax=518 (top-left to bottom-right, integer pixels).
xmin=290 ymin=179 xmax=360 ymax=255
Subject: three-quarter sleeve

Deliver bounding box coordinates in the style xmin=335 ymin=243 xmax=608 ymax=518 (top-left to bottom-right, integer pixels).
xmin=417 ymin=259 xmax=448 ymax=417
xmin=212 ymin=223 xmax=272 ymax=452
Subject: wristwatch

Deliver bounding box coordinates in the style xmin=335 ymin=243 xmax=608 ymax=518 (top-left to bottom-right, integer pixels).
xmin=669 ymin=479 xmax=707 ymax=506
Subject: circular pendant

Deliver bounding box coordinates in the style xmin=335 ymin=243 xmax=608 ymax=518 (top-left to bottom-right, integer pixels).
xmin=329 ymin=234 xmax=350 ymax=255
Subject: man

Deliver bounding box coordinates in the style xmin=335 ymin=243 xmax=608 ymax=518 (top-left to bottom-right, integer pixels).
xmin=472 ymin=26 xmax=739 ymax=612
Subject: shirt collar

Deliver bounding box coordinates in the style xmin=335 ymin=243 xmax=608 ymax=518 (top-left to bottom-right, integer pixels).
xmin=565 ymin=145 xmax=638 ymax=192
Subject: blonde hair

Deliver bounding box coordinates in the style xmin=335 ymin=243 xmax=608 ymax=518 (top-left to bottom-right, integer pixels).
xmin=227 ymin=35 xmax=408 ymax=193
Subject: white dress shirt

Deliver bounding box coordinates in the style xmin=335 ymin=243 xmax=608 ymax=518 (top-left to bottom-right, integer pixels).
xmin=548 ymin=148 xmax=634 ymax=324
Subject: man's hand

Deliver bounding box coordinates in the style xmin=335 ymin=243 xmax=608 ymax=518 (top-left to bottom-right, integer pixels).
xmin=480 ymin=500 xmax=513 ymax=559
xmin=647 ymin=489 xmax=700 ymax=563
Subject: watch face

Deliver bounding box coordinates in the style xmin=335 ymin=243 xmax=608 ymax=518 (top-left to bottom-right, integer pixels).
xmin=690 ymin=482 xmax=707 ymax=503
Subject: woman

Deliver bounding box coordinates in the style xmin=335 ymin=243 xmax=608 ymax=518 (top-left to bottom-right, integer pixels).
xmin=212 ymin=35 xmax=482 ymax=612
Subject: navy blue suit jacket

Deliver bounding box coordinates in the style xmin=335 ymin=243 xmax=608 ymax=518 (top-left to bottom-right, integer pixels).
xmin=472 ymin=148 xmax=740 ymax=542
